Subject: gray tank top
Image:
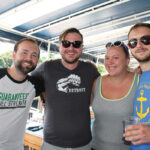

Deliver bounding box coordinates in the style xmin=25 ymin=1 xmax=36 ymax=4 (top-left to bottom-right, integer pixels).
xmin=91 ymin=73 xmax=139 ymax=150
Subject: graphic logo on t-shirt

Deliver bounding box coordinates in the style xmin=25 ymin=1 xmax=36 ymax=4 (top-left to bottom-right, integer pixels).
xmin=0 ymin=92 xmax=29 ymax=108
xmin=136 ymin=89 xmax=149 ymax=119
xmin=57 ymin=74 xmax=86 ymax=93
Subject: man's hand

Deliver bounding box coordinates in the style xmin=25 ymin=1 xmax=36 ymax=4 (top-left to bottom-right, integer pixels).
xmin=123 ymin=124 xmax=150 ymax=145
xmin=134 ymin=66 xmax=142 ymax=74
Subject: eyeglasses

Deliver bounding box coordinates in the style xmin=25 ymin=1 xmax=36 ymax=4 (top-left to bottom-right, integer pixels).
xmin=128 ymin=35 xmax=150 ymax=49
xmin=61 ymin=40 xmax=82 ymax=48
xmin=105 ymin=41 xmax=123 ymax=49
xmin=106 ymin=41 xmax=129 ymax=57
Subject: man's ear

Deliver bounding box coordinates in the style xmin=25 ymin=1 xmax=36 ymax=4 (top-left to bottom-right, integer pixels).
xmin=12 ymin=51 xmax=16 ymax=60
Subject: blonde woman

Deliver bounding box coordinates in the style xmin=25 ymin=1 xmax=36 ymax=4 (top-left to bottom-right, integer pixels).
xmin=91 ymin=41 xmax=139 ymax=150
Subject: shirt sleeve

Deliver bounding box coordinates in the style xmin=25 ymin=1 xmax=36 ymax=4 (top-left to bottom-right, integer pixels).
xmin=31 ymin=62 xmax=46 ymax=96
xmin=89 ymin=62 xmax=100 ymax=80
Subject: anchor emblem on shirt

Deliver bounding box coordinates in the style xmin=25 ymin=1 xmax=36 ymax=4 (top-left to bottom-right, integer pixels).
xmin=136 ymin=90 xmax=149 ymax=119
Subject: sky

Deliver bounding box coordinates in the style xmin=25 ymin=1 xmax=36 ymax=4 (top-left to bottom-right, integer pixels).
xmin=0 ymin=41 xmax=13 ymax=55
xmin=1 ymin=0 xmax=80 ymax=28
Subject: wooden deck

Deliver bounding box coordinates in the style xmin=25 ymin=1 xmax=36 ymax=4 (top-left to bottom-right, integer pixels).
xmin=24 ymin=109 xmax=94 ymax=150
xmin=24 ymin=132 xmax=42 ymax=150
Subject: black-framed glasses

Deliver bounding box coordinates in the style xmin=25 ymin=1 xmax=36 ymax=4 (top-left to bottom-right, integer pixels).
xmin=105 ymin=41 xmax=123 ymax=49
xmin=61 ymin=40 xmax=82 ymax=48
xmin=128 ymin=35 xmax=150 ymax=49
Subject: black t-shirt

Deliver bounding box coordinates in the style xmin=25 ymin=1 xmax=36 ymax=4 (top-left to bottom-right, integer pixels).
xmin=32 ymin=59 xmax=100 ymax=148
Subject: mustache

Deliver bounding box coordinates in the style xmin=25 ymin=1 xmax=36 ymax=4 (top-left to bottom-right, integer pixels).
xmin=135 ymin=47 xmax=148 ymax=52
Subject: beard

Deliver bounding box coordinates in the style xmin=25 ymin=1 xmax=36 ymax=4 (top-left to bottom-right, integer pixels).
xmin=131 ymin=48 xmax=150 ymax=63
xmin=61 ymin=51 xmax=81 ymax=64
xmin=135 ymin=55 xmax=150 ymax=63
xmin=15 ymin=60 xmax=36 ymax=75
xmin=63 ymin=56 xmax=80 ymax=64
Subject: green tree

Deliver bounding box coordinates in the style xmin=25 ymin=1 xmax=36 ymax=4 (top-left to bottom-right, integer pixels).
xmin=39 ymin=57 xmax=47 ymax=63
xmin=97 ymin=65 xmax=107 ymax=75
xmin=0 ymin=51 xmax=12 ymax=68
xmin=0 ymin=51 xmax=54 ymax=68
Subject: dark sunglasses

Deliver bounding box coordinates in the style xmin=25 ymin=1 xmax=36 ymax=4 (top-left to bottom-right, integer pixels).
xmin=105 ymin=41 xmax=123 ymax=48
xmin=128 ymin=35 xmax=150 ymax=49
xmin=61 ymin=40 xmax=82 ymax=48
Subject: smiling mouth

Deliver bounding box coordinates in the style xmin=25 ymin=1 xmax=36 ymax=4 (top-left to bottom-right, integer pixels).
xmin=136 ymin=48 xmax=147 ymax=53
xmin=23 ymin=62 xmax=33 ymax=67
xmin=108 ymin=65 xmax=116 ymax=69
xmin=66 ymin=52 xmax=76 ymax=57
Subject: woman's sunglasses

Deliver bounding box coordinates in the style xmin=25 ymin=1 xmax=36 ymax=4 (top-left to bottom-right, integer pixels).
xmin=106 ymin=41 xmax=129 ymax=57
xmin=61 ymin=40 xmax=82 ymax=48
xmin=128 ymin=35 xmax=150 ymax=49
xmin=105 ymin=41 xmax=123 ymax=48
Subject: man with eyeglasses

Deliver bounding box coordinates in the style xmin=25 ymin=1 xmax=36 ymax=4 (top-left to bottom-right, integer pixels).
xmin=124 ymin=22 xmax=150 ymax=150
xmin=32 ymin=28 xmax=100 ymax=150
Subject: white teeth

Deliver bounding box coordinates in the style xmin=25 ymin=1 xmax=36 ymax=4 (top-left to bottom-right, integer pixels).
xmin=67 ymin=53 xmax=74 ymax=55
xmin=108 ymin=66 xmax=116 ymax=70
xmin=108 ymin=66 xmax=115 ymax=68
xmin=68 ymin=52 xmax=74 ymax=54
xmin=23 ymin=62 xmax=31 ymax=66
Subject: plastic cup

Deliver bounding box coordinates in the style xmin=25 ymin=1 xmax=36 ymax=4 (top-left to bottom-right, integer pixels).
xmin=123 ymin=116 xmax=140 ymax=144
xmin=123 ymin=116 xmax=140 ymax=128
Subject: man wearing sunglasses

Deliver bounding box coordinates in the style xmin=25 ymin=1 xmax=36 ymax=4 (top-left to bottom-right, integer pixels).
xmin=124 ymin=22 xmax=150 ymax=150
xmin=32 ymin=28 xmax=100 ymax=150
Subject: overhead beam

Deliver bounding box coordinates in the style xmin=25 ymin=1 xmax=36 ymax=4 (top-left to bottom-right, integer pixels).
xmin=25 ymin=0 xmax=129 ymax=35
xmin=0 ymin=0 xmax=41 ymax=21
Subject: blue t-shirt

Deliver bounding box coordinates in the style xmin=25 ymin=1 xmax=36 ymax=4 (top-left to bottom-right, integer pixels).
xmin=131 ymin=70 xmax=150 ymax=150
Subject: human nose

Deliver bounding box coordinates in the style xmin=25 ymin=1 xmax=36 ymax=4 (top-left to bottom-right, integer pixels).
xmin=107 ymin=58 xmax=114 ymax=64
xmin=25 ymin=54 xmax=32 ymax=61
xmin=136 ymin=39 xmax=143 ymax=48
xmin=68 ymin=43 xmax=74 ymax=49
